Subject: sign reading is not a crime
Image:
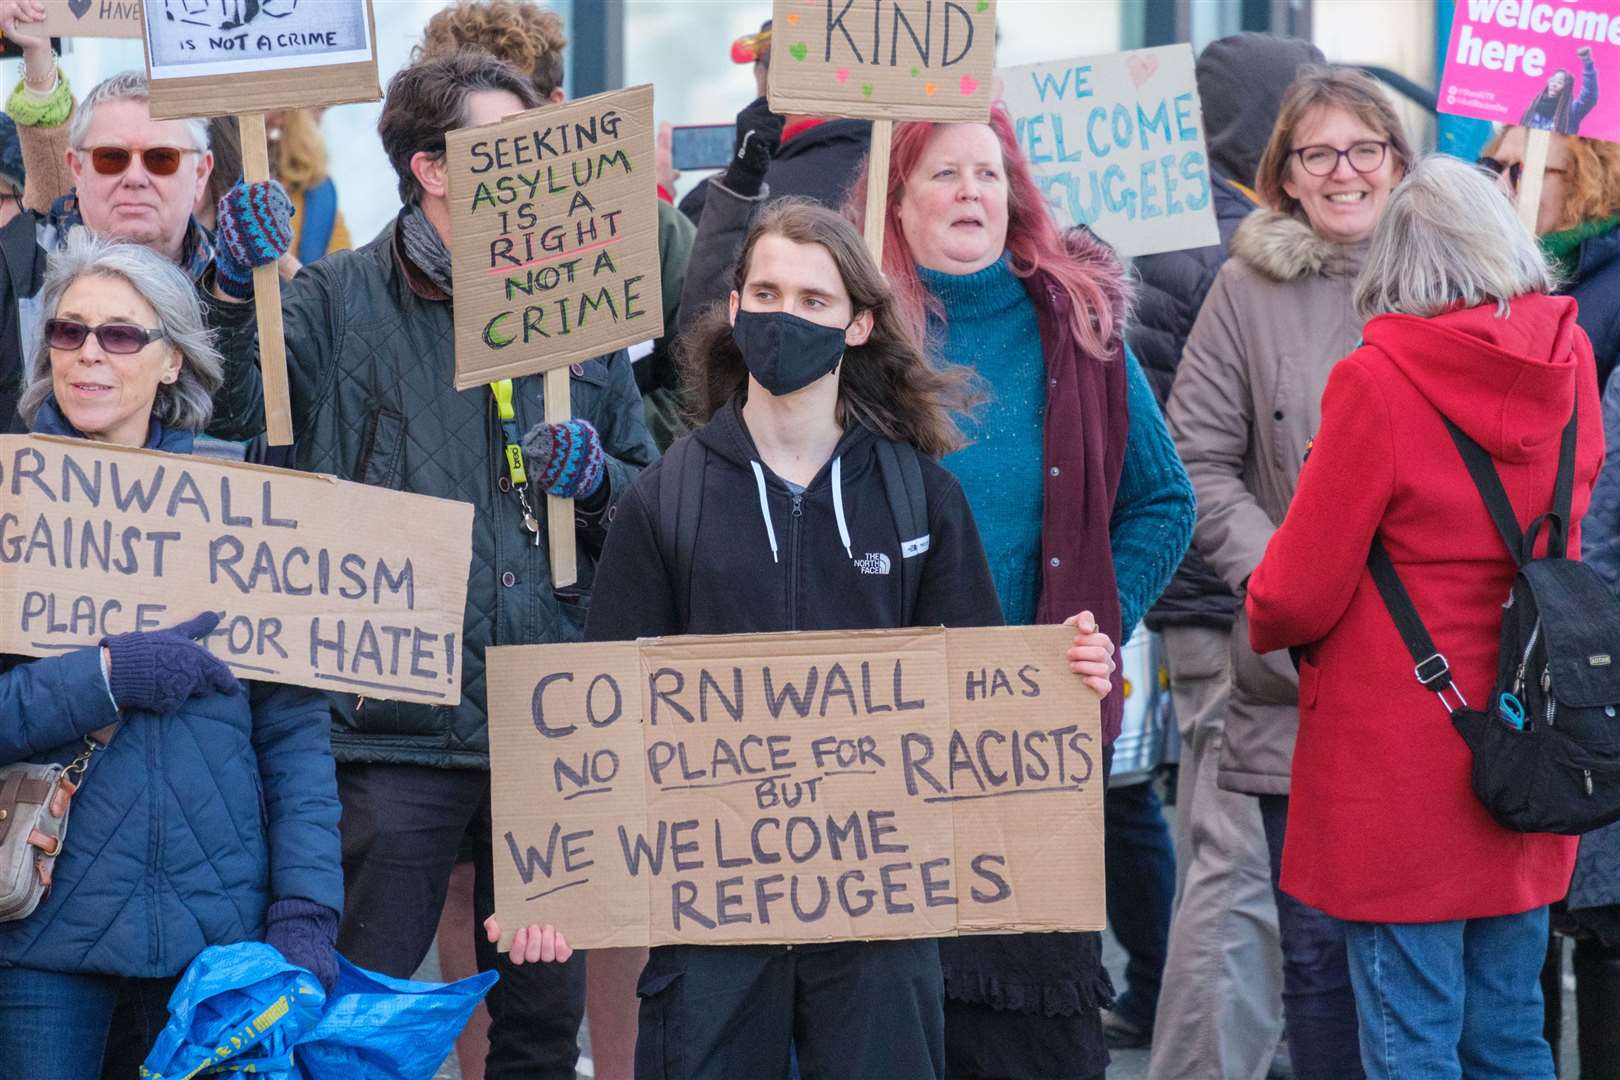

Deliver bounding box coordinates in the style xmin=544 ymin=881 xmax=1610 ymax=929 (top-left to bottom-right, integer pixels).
xmin=487 ymin=625 xmax=1104 ymax=950
xmin=0 ymin=437 xmax=473 ymax=705
xmin=768 ymin=0 xmax=998 ymax=123
xmin=446 ymin=85 xmax=663 ymax=390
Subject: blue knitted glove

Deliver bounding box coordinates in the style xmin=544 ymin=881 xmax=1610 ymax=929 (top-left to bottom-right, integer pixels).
xmin=215 ymin=179 xmax=294 ymax=300
xmin=265 ymin=897 xmax=340 ymax=994
xmin=522 ymin=418 xmax=606 ymax=499
xmin=101 ymin=611 xmax=241 ymax=714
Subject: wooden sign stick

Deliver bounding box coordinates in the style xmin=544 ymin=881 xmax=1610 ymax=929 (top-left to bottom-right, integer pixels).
xmin=238 ymin=113 xmax=294 ymax=446
xmin=862 ymin=119 xmax=894 ymax=264
xmin=544 ymin=366 xmax=578 ymax=589
xmin=1516 ymin=127 xmax=1552 ymax=235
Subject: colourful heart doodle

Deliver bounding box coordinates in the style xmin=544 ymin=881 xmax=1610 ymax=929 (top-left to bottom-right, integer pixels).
xmin=862 ymin=84 xmax=874 ymax=97
xmin=1126 ymin=53 xmax=1159 ymax=87
xmin=785 ymin=12 xmax=799 ymax=24
xmin=835 ymin=68 xmax=850 ymax=83
xmin=924 ymin=82 xmax=938 ymax=96
xmin=789 ymin=41 xmax=808 ymax=62
xmin=960 ymin=74 xmax=979 ymax=96
xmin=976 ymin=0 xmax=989 ymax=10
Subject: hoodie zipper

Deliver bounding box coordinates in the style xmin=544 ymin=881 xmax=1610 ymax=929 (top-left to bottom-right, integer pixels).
xmin=148 ymin=718 xmax=162 ymax=965
xmin=788 ymin=493 xmax=804 ymax=630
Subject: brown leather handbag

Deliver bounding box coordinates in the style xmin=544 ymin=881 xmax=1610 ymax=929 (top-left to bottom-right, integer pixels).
xmin=0 ymin=724 xmax=118 ymax=922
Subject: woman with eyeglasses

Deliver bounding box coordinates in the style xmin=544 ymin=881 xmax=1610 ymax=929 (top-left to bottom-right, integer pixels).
xmin=0 ymin=234 xmax=343 ymax=1078
xmin=1165 ymin=65 xmax=1413 ymax=1080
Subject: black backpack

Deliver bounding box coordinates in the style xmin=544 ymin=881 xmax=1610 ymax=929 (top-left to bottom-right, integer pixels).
xmin=654 ymin=435 xmax=930 ymax=629
xmin=1367 ymin=399 xmax=1620 ymax=835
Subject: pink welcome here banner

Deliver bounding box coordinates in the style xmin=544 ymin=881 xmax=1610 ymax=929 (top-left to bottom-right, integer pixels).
xmin=1439 ymin=0 xmax=1618 ymax=145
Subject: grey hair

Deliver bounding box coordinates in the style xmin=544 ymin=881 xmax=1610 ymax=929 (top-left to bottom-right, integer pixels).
xmin=18 ymin=233 xmax=223 ymax=432
xmin=67 ymin=70 xmax=210 ymax=155
xmin=1354 ymin=154 xmax=1558 ymax=322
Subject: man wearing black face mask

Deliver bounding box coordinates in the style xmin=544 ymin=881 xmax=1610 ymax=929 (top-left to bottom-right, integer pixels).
xmin=489 ymin=200 xmax=1120 ymax=1079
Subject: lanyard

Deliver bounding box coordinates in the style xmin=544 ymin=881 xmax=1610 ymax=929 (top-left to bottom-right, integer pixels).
xmin=492 ymin=379 xmax=541 ymax=544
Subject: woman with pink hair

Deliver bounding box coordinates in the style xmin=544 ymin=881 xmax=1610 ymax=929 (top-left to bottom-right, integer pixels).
xmin=848 ymin=107 xmax=1195 ymax=1078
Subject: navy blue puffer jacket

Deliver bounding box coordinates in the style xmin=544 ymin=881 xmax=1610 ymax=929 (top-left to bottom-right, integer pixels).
xmin=0 ymin=403 xmax=342 ymax=977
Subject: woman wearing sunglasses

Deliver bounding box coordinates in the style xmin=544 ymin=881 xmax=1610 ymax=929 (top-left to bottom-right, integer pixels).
xmin=0 ymin=234 xmax=343 ymax=1078
xmin=1165 ymin=65 xmax=1413 ymax=1080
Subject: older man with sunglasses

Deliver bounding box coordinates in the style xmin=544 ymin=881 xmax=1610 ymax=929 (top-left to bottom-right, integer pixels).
xmin=0 ymin=2 xmax=270 ymax=436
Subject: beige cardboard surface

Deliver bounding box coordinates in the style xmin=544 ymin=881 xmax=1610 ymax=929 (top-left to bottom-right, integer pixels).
xmin=486 ymin=625 xmax=1103 ymax=950
xmin=38 ymin=0 xmax=141 ymax=38
xmin=999 ymin=45 xmax=1220 ymax=257
xmin=0 ymin=436 xmax=473 ymax=705
xmin=141 ymin=0 xmax=380 ymax=120
xmin=767 ymin=0 xmax=997 ymax=123
xmin=446 ymin=85 xmax=663 ymax=390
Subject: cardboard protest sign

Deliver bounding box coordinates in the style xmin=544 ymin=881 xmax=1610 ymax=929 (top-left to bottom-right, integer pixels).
xmin=1000 ymin=45 xmax=1219 ymax=258
xmin=0 ymin=436 xmax=474 ymax=706
xmin=446 ymin=85 xmax=662 ymax=391
xmin=38 ymin=0 xmax=140 ymax=38
xmin=140 ymin=0 xmax=381 ymax=119
xmin=767 ymin=0 xmax=998 ymax=122
xmin=486 ymin=625 xmax=1104 ymax=950
xmin=1440 ymin=0 xmax=1617 ymax=144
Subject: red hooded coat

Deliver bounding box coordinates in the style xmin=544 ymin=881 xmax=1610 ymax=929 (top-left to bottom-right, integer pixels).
xmin=1247 ymin=294 xmax=1601 ymax=922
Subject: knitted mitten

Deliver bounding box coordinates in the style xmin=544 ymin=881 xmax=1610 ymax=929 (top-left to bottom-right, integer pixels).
xmin=215 ymin=180 xmax=294 ymax=300
xmin=265 ymin=897 xmax=340 ymax=994
xmin=102 ymin=611 xmax=241 ymax=714
xmin=522 ymin=418 xmax=606 ymax=499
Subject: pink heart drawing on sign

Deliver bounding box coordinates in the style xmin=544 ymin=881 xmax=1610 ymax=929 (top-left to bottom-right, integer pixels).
xmin=835 ymin=68 xmax=850 ymax=83
xmin=1126 ymin=54 xmax=1159 ymax=87
xmin=959 ymin=74 xmax=979 ymax=96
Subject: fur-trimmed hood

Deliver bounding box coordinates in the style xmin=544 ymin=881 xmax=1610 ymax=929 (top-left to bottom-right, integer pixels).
xmin=1231 ymin=209 xmax=1369 ymax=283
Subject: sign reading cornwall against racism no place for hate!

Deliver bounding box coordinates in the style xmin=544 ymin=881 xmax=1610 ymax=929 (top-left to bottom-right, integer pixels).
xmin=1440 ymin=0 xmax=1620 ymax=145
xmin=1000 ymin=45 xmax=1220 ymax=258
xmin=486 ymin=626 xmax=1105 ymax=950
xmin=0 ymin=437 xmax=474 ymax=706
xmin=446 ymin=85 xmax=663 ymax=390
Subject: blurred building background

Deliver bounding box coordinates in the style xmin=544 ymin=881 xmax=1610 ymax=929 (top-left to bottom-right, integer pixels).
xmin=34 ymin=0 xmax=1485 ymax=248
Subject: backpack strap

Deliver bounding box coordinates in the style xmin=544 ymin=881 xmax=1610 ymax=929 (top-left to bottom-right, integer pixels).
xmin=656 ymin=436 xmax=707 ymax=630
xmin=1443 ymin=397 xmax=1580 ymax=563
xmin=1367 ymin=536 xmax=1469 ymax=713
xmin=874 ymin=439 xmax=930 ymax=624
xmin=1443 ymin=420 xmax=1527 ymax=565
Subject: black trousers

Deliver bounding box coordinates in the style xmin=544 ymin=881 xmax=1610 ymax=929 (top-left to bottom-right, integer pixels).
xmin=635 ymin=939 xmax=945 ymax=1080
xmin=336 ymin=762 xmax=586 ymax=1080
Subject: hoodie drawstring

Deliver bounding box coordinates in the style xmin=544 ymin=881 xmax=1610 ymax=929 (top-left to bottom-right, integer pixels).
xmin=749 ymin=460 xmax=780 ymax=563
xmin=831 ymin=456 xmax=852 ymax=559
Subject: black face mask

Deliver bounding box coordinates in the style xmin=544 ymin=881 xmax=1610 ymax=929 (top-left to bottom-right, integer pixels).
xmin=732 ymin=309 xmax=849 ymax=397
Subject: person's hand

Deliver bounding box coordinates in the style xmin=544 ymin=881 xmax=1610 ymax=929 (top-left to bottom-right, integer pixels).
xmin=1063 ymin=611 xmax=1116 ymax=697
xmin=521 ymin=418 xmax=606 ymax=499
xmin=721 ymin=96 xmax=782 ymax=199
xmin=1577 ymin=46 xmax=1592 ymax=60
xmin=484 ymin=914 xmax=573 ymax=965
xmin=214 ymin=179 xmax=295 ymax=301
xmin=656 ymin=121 xmax=680 ymax=194
xmin=102 ymin=611 xmax=242 ymax=714
xmin=0 ymin=1 xmax=54 ymax=88
xmin=278 ymin=251 xmax=303 ymax=282
xmin=265 ymin=898 xmax=340 ymax=994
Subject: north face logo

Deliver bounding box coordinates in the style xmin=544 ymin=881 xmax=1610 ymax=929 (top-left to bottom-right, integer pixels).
xmin=854 ymin=552 xmax=892 ymax=575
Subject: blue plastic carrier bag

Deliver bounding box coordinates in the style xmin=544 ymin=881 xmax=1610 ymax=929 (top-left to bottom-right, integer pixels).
xmin=293 ymin=955 xmax=498 ymax=1080
xmin=139 ymin=942 xmax=325 ymax=1079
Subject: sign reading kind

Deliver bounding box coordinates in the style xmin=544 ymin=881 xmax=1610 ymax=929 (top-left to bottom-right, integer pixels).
xmin=768 ymin=0 xmax=998 ymax=123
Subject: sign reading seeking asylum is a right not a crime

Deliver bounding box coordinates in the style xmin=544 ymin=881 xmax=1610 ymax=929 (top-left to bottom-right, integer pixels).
xmin=446 ymin=84 xmax=663 ymax=390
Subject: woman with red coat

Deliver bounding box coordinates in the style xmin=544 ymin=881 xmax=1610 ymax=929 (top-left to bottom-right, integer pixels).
xmin=1246 ymin=154 xmax=1600 ymax=1077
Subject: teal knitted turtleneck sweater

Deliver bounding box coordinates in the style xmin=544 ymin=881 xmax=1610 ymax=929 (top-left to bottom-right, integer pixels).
xmin=922 ymin=256 xmax=1195 ymax=638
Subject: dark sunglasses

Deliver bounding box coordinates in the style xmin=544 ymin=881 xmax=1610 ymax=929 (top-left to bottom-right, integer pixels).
xmin=1477 ymin=157 xmax=1567 ymax=191
xmin=85 ymin=145 xmax=199 ymax=178
xmin=1290 ymin=141 xmax=1390 ymax=177
xmin=45 ymin=319 xmax=168 ymax=355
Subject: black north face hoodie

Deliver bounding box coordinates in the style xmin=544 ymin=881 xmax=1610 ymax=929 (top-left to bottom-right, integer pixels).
xmin=586 ymin=398 xmax=1002 ymax=641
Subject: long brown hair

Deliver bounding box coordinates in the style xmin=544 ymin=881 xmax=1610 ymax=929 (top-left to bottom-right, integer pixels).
xmin=680 ymin=200 xmax=981 ymax=457
xmin=1255 ymin=66 xmax=1414 ymax=218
